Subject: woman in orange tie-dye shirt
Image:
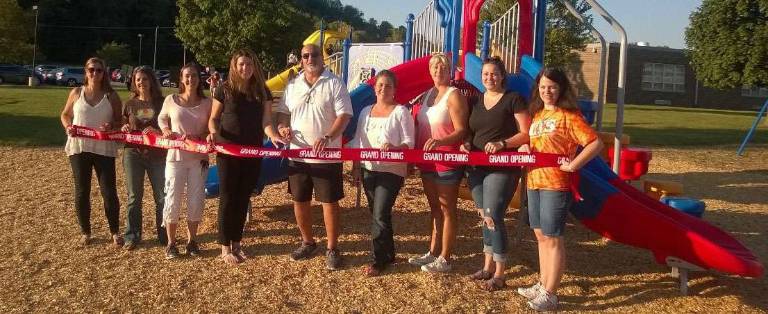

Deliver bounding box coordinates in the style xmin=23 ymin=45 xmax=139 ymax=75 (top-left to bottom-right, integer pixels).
xmin=516 ymin=68 xmax=603 ymax=311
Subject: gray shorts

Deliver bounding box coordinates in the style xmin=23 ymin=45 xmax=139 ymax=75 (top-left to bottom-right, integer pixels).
xmin=527 ymin=189 xmax=572 ymax=237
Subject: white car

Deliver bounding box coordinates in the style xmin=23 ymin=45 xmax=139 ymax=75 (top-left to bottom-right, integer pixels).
xmin=55 ymin=67 xmax=85 ymax=86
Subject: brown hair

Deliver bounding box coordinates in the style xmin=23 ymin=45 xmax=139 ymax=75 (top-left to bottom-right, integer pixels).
xmin=130 ymin=66 xmax=163 ymax=104
xmin=529 ymin=67 xmax=578 ymax=115
xmin=374 ymin=69 xmax=397 ymax=88
xmin=482 ymin=56 xmax=508 ymax=85
xmin=83 ymin=57 xmax=114 ymax=93
xmin=178 ymin=62 xmax=205 ymax=98
xmin=226 ymin=49 xmax=268 ymax=101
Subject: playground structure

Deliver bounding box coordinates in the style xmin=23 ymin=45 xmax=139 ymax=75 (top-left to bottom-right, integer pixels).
xmin=204 ymin=0 xmax=763 ymax=290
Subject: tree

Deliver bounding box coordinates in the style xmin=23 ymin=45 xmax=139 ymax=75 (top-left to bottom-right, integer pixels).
xmin=175 ymin=0 xmax=315 ymax=71
xmin=481 ymin=0 xmax=593 ymax=68
xmin=97 ymin=42 xmax=131 ymax=68
xmin=0 ymin=0 xmax=34 ymax=64
xmin=686 ymin=0 xmax=768 ymax=89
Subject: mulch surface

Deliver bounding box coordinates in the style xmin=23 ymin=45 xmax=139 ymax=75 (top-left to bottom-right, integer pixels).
xmin=1 ymin=145 xmax=766 ymax=312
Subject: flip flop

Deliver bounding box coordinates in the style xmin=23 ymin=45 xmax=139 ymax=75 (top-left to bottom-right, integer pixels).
xmin=219 ymin=253 xmax=241 ymax=265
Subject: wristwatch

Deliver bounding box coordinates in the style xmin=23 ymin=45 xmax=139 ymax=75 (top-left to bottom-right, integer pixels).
xmin=323 ymin=135 xmax=332 ymax=141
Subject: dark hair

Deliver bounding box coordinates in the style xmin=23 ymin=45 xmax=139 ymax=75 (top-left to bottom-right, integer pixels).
xmin=130 ymin=66 xmax=163 ymax=104
xmin=529 ymin=67 xmax=578 ymax=115
xmin=226 ymin=49 xmax=268 ymax=101
xmin=482 ymin=56 xmax=508 ymax=85
xmin=374 ymin=69 xmax=397 ymax=88
xmin=178 ymin=62 xmax=205 ymax=98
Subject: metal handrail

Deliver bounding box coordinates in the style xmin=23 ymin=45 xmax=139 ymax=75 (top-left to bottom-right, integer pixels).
xmin=488 ymin=3 xmax=520 ymax=73
xmin=583 ymin=0 xmax=628 ymax=173
xmin=411 ymin=0 xmax=446 ymax=60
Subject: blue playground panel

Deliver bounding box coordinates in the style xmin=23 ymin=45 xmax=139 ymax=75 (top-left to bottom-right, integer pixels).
xmin=204 ymin=140 xmax=289 ymax=198
xmin=661 ymin=196 xmax=706 ymax=218
xmin=578 ymin=99 xmax=598 ymax=125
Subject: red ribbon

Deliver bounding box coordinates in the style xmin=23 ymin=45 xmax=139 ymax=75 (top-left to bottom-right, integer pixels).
xmin=70 ymin=125 xmax=568 ymax=168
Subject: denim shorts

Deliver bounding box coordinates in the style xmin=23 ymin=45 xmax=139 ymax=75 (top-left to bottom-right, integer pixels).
xmin=420 ymin=168 xmax=465 ymax=185
xmin=527 ymin=189 xmax=572 ymax=237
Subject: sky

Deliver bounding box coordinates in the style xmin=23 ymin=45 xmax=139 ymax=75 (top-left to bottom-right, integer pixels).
xmin=341 ymin=0 xmax=702 ymax=49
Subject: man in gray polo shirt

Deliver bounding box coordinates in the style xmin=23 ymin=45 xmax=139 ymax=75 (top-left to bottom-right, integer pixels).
xmin=275 ymin=43 xmax=352 ymax=270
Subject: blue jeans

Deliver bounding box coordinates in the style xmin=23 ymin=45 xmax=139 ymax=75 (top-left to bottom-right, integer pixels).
xmin=468 ymin=167 xmax=521 ymax=262
xmin=123 ymin=148 xmax=167 ymax=244
xmin=527 ymin=189 xmax=572 ymax=237
xmin=362 ymin=169 xmax=404 ymax=266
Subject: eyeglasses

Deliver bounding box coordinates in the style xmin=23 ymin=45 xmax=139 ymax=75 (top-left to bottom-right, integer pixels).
xmin=302 ymin=52 xmax=320 ymax=59
xmin=87 ymin=68 xmax=103 ymax=74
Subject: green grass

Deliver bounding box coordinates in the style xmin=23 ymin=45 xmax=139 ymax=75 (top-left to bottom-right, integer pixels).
xmin=0 ymin=85 xmax=766 ymax=147
xmin=0 ymin=85 xmax=177 ymax=146
xmin=599 ymin=104 xmax=767 ymax=147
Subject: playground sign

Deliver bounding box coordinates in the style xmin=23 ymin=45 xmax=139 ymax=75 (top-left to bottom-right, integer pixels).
xmin=346 ymin=43 xmax=404 ymax=91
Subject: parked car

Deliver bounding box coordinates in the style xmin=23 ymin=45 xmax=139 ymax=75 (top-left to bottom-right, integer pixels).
xmin=55 ymin=67 xmax=85 ymax=86
xmin=111 ymin=69 xmax=124 ymax=83
xmin=34 ymin=64 xmax=58 ymax=76
xmin=0 ymin=64 xmax=34 ymax=84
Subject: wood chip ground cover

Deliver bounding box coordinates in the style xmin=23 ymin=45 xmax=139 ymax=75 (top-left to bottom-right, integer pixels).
xmin=0 ymin=145 xmax=765 ymax=312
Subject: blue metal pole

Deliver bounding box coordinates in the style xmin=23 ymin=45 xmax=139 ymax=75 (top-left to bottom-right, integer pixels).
xmin=342 ymin=38 xmax=351 ymax=85
xmin=481 ymin=21 xmax=491 ymax=60
xmin=404 ymin=14 xmax=415 ymax=61
xmin=737 ymin=98 xmax=768 ymax=156
xmin=451 ymin=0 xmax=462 ymax=76
xmin=533 ymin=0 xmax=547 ymax=63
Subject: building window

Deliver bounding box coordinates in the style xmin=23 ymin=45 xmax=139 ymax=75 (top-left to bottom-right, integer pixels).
xmin=641 ymin=63 xmax=685 ymax=93
xmin=741 ymin=85 xmax=768 ymax=98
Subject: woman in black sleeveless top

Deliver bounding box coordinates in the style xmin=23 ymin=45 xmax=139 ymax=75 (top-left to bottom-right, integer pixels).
xmin=208 ymin=49 xmax=286 ymax=265
xmin=460 ymin=57 xmax=531 ymax=290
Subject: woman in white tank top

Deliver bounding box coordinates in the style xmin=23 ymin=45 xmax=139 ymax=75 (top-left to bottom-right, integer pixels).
xmin=60 ymin=57 xmax=124 ymax=247
xmin=409 ymin=53 xmax=469 ymax=273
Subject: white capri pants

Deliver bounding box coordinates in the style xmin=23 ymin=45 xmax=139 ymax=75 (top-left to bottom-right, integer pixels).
xmin=162 ymin=159 xmax=208 ymax=226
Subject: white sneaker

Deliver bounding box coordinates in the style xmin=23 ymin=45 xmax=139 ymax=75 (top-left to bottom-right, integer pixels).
xmin=420 ymin=256 xmax=452 ymax=273
xmin=517 ymin=282 xmax=543 ymax=300
xmin=408 ymin=252 xmax=436 ymax=266
xmin=527 ymin=289 xmax=558 ymax=311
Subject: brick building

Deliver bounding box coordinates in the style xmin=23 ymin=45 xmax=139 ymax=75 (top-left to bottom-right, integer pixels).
xmin=571 ymin=43 xmax=765 ymax=111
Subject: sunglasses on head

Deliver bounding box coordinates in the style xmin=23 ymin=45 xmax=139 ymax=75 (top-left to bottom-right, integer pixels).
xmin=302 ymin=52 xmax=320 ymax=59
xmin=87 ymin=68 xmax=103 ymax=74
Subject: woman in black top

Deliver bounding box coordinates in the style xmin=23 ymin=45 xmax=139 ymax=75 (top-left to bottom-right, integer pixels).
xmin=208 ymin=49 xmax=286 ymax=265
xmin=460 ymin=57 xmax=531 ymax=290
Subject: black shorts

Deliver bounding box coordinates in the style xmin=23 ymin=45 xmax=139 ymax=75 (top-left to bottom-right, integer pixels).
xmin=287 ymin=160 xmax=344 ymax=203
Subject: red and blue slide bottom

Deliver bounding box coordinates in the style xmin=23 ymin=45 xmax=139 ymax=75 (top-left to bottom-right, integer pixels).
xmin=573 ymin=158 xmax=764 ymax=278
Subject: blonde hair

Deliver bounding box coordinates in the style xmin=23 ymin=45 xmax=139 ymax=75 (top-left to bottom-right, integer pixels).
xmin=83 ymin=57 xmax=114 ymax=93
xmin=429 ymin=53 xmax=451 ymax=70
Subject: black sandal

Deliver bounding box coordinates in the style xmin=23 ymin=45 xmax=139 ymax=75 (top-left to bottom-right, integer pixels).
xmin=469 ymin=269 xmax=493 ymax=280
xmin=483 ymin=277 xmax=506 ymax=291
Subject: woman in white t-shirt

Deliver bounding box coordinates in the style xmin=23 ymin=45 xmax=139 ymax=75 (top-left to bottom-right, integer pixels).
xmin=158 ymin=62 xmax=213 ymax=259
xmin=350 ymin=70 xmax=415 ymax=276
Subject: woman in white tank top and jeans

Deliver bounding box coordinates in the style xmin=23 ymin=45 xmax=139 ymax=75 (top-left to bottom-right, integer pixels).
xmin=409 ymin=53 xmax=469 ymax=273
xmin=60 ymin=57 xmax=124 ymax=246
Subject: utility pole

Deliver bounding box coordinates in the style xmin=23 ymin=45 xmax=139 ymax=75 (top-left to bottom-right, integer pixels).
xmin=138 ymin=33 xmax=144 ymax=65
xmin=29 ymin=5 xmax=39 ymax=86
xmin=153 ymin=26 xmax=158 ymax=70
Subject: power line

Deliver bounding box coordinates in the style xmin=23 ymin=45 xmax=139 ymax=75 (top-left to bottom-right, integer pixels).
xmin=39 ymin=24 xmax=174 ymax=30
